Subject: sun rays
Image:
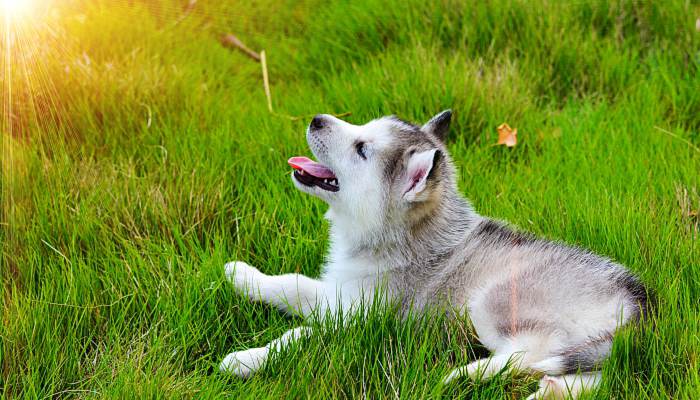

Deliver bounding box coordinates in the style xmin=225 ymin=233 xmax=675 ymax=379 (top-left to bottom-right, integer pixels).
xmin=1 ymin=0 xmax=263 ymax=244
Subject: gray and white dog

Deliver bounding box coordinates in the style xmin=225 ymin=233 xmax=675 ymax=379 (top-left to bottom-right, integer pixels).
xmin=220 ymin=111 xmax=650 ymax=399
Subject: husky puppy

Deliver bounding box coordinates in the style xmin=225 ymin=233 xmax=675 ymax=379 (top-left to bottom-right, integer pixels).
xmin=220 ymin=111 xmax=650 ymax=399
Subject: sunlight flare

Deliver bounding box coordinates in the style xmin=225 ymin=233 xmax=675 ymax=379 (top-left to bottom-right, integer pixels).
xmin=1 ymin=0 xmax=33 ymax=21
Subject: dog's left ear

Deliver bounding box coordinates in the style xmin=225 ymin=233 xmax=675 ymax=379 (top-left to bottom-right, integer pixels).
xmin=403 ymin=148 xmax=441 ymax=202
xmin=421 ymin=109 xmax=452 ymax=141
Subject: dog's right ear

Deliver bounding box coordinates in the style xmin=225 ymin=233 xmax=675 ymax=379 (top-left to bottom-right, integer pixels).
xmin=402 ymin=148 xmax=441 ymax=202
xmin=421 ymin=109 xmax=452 ymax=141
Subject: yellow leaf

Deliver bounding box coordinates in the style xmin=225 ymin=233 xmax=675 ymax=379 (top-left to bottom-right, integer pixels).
xmin=496 ymin=123 xmax=517 ymax=147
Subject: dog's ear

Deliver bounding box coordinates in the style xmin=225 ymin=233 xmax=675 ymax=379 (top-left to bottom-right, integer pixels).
xmin=421 ymin=109 xmax=452 ymax=141
xmin=403 ymin=148 xmax=442 ymax=202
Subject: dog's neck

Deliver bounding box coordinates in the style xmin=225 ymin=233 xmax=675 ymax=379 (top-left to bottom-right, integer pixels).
xmin=402 ymin=188 xmax=478 ymax=262
xmin=325 ymin=187 xmax=477 ymax=276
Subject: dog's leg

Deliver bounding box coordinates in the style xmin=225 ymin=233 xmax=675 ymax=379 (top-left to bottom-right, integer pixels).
xmin=525 ymin=372 xmax=602 ymax=399
xmin=442 ymin=352 xmax=524 ymax=383
xmin=220 ymin=326 xmax=313 ymax=378
xmin=225 ymin=261 xmax=324 ymax=316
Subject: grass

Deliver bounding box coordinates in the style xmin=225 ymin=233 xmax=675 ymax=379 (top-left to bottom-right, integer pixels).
xmin=1 ymin=0 xmax=699 ymax=398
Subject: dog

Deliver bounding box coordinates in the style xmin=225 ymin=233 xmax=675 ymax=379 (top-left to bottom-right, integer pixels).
xmin=220 ymin=111 xmax=650 ymax=399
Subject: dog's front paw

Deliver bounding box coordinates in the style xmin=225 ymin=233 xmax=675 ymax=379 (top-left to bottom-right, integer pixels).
xmin=219 ymin=347 xmax=270 ymax=378
xmin=224 ymin=261 xmax=263 ymax=292
xmin=442 ymin=367 xmax=466 ymax=384
xmin=442 ymin=360 xmax=486 ymax=384
xmin=442 ymin=357 xmax=506 ymax=384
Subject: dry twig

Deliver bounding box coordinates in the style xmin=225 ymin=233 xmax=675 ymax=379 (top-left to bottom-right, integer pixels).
xmin=220 ymin=33 xmax=261 ymax=61
xmin=260 ymin=50 xmax=273 ymax=112
xmin=220 ymin=34 xmax=351 ymax=120
xmin=654 ymin=126 xmax=700 ymax=154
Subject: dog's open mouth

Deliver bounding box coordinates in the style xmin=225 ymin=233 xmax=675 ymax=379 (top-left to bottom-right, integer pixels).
xmin=288 ymin=156 xmax=339 ymax=192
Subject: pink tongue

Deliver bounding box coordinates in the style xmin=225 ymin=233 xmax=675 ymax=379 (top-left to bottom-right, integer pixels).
xmin=288 ymin=156 xmax=336 ymax=179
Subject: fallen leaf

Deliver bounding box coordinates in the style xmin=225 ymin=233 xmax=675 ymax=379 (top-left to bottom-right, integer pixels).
xmin=496 ymin=123 xmax=518 ymax=147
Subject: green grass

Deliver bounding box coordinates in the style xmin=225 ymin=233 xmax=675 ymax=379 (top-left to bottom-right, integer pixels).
xmin=2 ymin=0 xmax=699 ymax=398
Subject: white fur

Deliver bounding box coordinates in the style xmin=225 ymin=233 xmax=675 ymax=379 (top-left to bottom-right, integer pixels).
xmin=220 ymin=327 xmax=312 ymax=377
xmin=220 ymin=240 xmax=381 ymax=377
xmin=220 ymin=116 xmax=401 ymax=376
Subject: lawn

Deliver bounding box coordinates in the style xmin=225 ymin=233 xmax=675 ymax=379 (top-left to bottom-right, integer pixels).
xmin=1 ymin=0 xmax=699 ymax=398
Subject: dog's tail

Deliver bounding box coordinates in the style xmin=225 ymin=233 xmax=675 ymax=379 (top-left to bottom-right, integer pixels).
xmin=558 ymin=334 xmax=614 ymax=373
xmin=527 ymin=334 xmax=613 ymax=375
xmin=615 ymin=271 xmax=656 ymax=321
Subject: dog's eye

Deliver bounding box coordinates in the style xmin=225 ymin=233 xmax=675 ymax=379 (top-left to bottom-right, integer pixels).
xmin=355 ymin=142 xmax=367 ymax=160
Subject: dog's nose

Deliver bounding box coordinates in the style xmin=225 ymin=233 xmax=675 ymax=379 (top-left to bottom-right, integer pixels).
xmin=310 ymin=115 xmax=326 ymax=130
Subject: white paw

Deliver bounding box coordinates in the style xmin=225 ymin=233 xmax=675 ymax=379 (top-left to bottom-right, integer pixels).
xmin=442 ymin=360 xmax=488 ymax=384
xmin=219 ymin=347 xmax=270 ymax=378
xmin=443 ymin=356 xmax=514 ymax=384
xmin=442 ymin=366 xmax=467 ymax=384
xmin=465 ymin=359 xmax=489 ymax=379
xmin=224 ymin=261 xmax=263 ymax=292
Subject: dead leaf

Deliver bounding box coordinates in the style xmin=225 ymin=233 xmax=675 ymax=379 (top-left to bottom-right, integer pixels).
xmin=496 ymin=123 xmax=517 ymax=147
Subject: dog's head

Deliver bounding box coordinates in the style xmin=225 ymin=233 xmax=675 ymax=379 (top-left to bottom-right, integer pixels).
xmin=289 ymin=110 xmax=455 ymax=232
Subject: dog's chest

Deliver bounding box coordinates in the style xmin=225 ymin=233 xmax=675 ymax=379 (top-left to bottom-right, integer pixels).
xmin=320 ymin=249 xmax=395 ymax=308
